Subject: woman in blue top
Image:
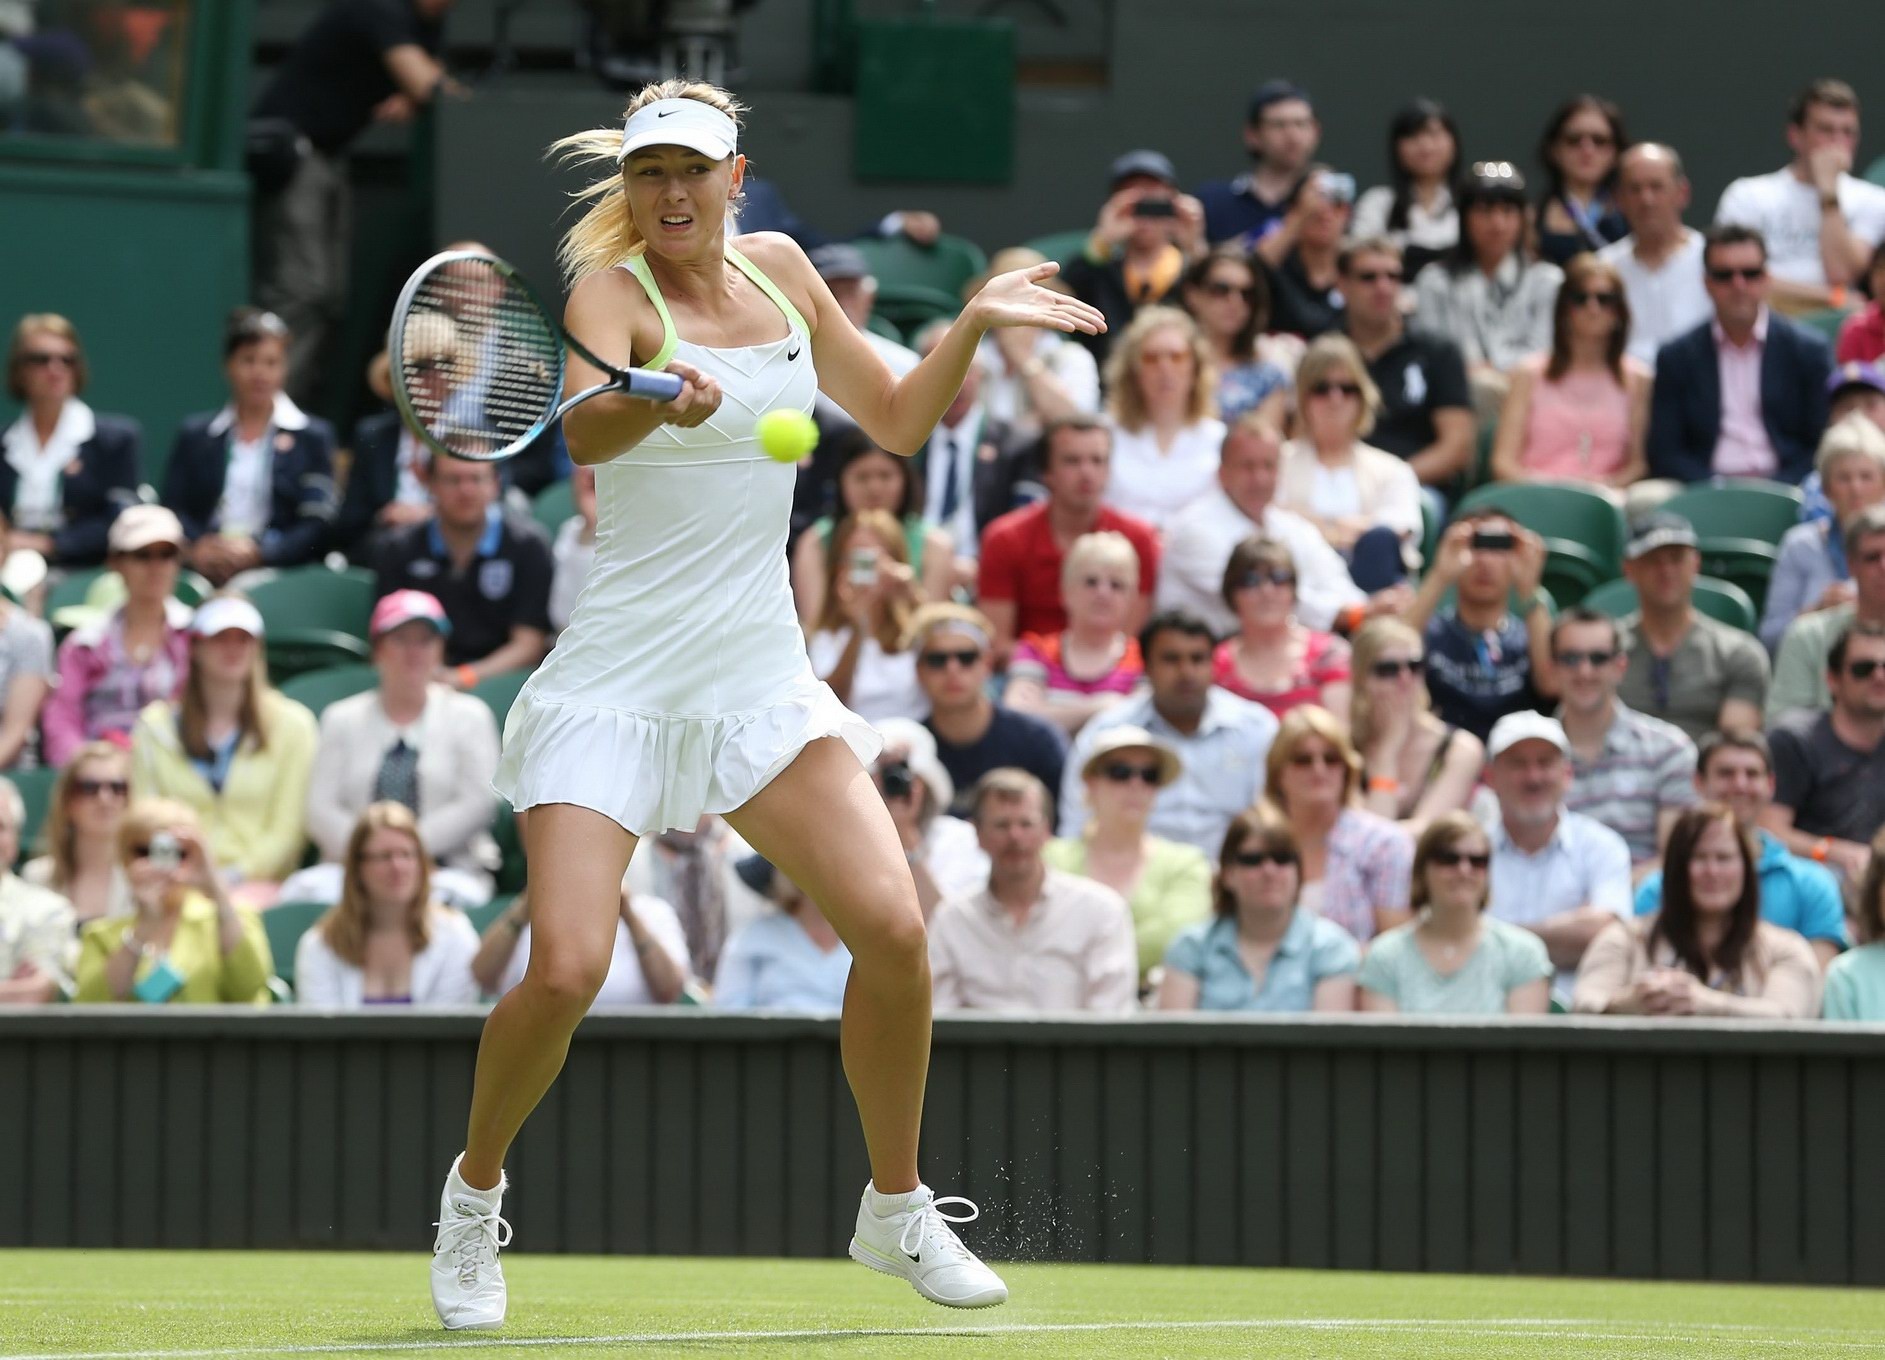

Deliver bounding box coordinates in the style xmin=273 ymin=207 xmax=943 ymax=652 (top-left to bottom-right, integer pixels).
xmin=1358 ymin=811 xmax=1551 ymax=1016
xmin=1157 ymin=812 xmax=1358 ymax=1013
xmin=1824 ymin=829 xmax=1885 ymax=1020
xmin=715 ymin=855 xmax=853 ymax=1012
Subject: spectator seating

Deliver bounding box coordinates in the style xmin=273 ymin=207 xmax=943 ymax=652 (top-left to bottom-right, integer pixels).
xmin=247 ymin=565 xmax=376 ymax=679
xmin=867 ymin=312 xmax=907 ymax=343
xmin=1453 ymin=481 xmax=1626 ymax=606
xmin=463 ymin=895 xmax=514 ymax=937
xmin=279 ymin=663 xmax=380 ymax=718
xmin=851 ymin=233 xmax=988 ymax=298
xmin=1663 ymin=480 xmax=1803 ymax=612
xmin=873 ymin=284 xmax=962 ymax=339
xmin=532 ymin=480 xmax=573 ymax=539
xmin=1583 ymin=575 xmax=1760 ymax=634
xmin=1865 ymin=154 xmax=1885 ymax=188
xmin=1797 ymin=308 xmax=1854 ymax=347
xmin=1024 ymin=229 xmax=1091 ymax=268
xmin=46 ymin=567 xmax=211 ymax=639
xmin=262 ymin=899 xmax=327 ymax=996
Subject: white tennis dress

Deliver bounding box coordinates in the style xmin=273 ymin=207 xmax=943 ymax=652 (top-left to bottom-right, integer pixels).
xmin=492 ymin=247 xmax=881 ymax=835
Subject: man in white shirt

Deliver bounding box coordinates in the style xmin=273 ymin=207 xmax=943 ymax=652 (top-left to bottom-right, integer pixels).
xmin=1715 ymin=78 xmax=1885 ymax=312
xmin=1599 ymin=144 xmax=1711 ymax=369
xmin=1158 ymin=415 xmax=1366 ymax=635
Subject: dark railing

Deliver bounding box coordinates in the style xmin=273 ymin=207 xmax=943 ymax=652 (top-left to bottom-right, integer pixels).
xmin=5 ymin=1009 xmax=1882 ymax=1285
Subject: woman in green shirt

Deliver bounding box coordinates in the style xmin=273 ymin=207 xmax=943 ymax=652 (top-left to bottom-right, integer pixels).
xmin=1824 ymin=829 xmax=1885 ymax=1020
xmin=1043 ymin=724 xmax=1210 ymax=980
xmin=1358 ymin=810 xmax=1551 ymax=1015
xmin=74 ymin=797 xmax=272 ymax=1004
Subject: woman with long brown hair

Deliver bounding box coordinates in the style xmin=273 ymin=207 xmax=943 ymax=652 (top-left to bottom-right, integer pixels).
xmin=24 ymin=740 xmax=135 ymax=924
xmin=806 ymin=508 xmax=923 ymax=721
xmin=1489 ymin=252 xmax=1648 ymax=492
xmin=1574 ymin=803 xmax=1820 ymax=1017
xmin=294 ymin=803 xmax=480 ymax=1007
xmin=1179 ymin=246 xmax=1291 ymax=424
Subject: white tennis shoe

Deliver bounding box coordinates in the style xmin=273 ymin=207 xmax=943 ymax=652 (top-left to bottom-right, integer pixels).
xmin=848 ymin=1183 xmax=1009 ymax=1308
xmin=430 ymin=1157 xmax=511 ymax=1330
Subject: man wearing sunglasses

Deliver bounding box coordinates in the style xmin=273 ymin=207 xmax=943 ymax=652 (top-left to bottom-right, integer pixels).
xmin=1616 ymin=512 xmax=1770 ymax=742
xmin=1765 ymin=621 xmax=1885 ymax=888
xmin=1634 ymin=730 xmax=1848 ymax=969
xmin=1550 ymin=606 xmax=1700 ymax=867
xmin=1770 ymin=504 xmax=1885 ymax=718
xmin=1336 ymin=236 xmax=1475 ymax=498
xmin=1647 ymin=224 xmax=1831 ymax=487
xmin=0 ymin=779 xmax=75 ymax=1004
xmin=1714 ymin=78 xmax=1885 ymax=316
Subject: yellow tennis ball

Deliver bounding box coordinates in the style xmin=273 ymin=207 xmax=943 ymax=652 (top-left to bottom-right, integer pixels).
xmin=757 ymin=408 xmax=819 ymax=463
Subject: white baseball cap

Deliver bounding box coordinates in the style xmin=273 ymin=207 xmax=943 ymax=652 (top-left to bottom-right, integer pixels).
xmin=190 ymin=596 xmax=266 ymax=641
xmin=616 ymin=98 xmax=738 ymax=164
xmin=1486 ymin=711 xmax=1569 ymax=760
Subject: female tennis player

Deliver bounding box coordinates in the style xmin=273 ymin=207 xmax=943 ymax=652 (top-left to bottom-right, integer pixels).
xmin=428 ymin=80 xmax=1103 ymax=1329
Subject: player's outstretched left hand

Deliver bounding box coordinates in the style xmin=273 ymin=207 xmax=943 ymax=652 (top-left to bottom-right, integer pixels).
xmin=967 ymin=263 xmax=1107 ymax=336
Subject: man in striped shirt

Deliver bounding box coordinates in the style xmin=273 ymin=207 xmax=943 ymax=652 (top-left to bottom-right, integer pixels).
xmin=1553 ymin=606 xmax=1701 ymax=867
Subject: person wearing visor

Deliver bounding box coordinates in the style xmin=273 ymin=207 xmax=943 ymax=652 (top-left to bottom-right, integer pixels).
xmin=128 ymin=596 xmax=318 ymax=906
xmin=437 ymin=80 xmax=1102 ymax=1327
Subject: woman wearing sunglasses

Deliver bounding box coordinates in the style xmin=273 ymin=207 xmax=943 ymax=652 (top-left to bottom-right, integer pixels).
xmin=1533 ymin=96 xmax=1630 ymax=268
xmin=1274 ymin=334 xmax=1423 ymax=589
xmin=1259 ymin=705 xmax=1414 ymax=944
xmin=23 ymin=741 xmax=135 ymax=925
xmin=1212 ymin=535 xmax=1350 ymax=722
xmin=72 ymin=797 xmax=273 ymax=1004
xmin=1157 ymin=811 xmax=1357 ymax=1012
xmin=1489 ymin=253 xmax=1648 ymax=495
xmin=1358 ymin=811 xmax=1550 ymax=1015
xmin=1180 ymin=247 xmax=1292 ymax=426
xmin=0 ymin=314 xmax=140 ymax=568
xmin=1348 ymin=618 xmax=1484 ymax=833
xmin=1044 ymin=724 xmax=1209 ymax=983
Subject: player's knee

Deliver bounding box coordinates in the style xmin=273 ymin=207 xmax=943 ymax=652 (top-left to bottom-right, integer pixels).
xmin=524 ymin=951 xmax=610 ymax=1014
xmin=851 ymin=892 xmax=928 ymax=977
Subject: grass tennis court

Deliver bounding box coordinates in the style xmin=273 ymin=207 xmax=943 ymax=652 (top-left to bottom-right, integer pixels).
xmin=3 ymin=1251 xmax=1882 ymax=1359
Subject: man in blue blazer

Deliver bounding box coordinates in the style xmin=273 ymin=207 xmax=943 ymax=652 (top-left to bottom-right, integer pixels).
xmin=1648 ymin=224 xmax=1832 ymax=485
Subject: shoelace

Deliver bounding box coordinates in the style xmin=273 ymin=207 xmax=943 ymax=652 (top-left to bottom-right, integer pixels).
xmin=434 ymin=1207 xmax=513 ymax=1287
xmin=897 ymin=1195 xmax=980 ymax=1262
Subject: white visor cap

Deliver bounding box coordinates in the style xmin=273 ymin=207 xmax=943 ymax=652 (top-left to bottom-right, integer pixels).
xmin=616 ymin=99 xmax=739 ymax=164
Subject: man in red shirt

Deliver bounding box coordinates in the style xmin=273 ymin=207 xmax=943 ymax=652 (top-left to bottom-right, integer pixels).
xmin=976 ymin=415 xmax=1160 ymax=661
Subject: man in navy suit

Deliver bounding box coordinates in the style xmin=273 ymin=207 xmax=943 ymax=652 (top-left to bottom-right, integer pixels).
xmin=1648 ymin=224 xmax=1832 ymax=485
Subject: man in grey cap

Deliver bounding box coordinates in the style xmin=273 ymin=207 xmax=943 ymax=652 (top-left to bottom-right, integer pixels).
xmin=809 ymin=243 xmax=920 ymax=383
xmin=1482 ymin=711 xmax=1634 ymax=989
xmin=1061 ymin=149 xmax=1206 ymax=360
xmin=1617 ymin=510 xmax=1769 ymax=741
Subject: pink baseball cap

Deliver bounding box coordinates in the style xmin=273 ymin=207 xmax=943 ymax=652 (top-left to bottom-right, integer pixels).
xmin=370 ymin=589 xmax=451 ymax=641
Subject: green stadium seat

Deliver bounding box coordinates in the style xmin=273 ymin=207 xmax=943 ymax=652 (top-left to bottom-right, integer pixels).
xmin=1452 ymin=481 xmax=1626 ymax=606
xmin=279 ymin=663 xmax=379 ymax=718
xmin=1023 ymin=229 xmax=1091 ymax=268
xmin=471 ymin=667 xmax=531 ymax=728
xmin=463 ymin=894 xmax=514 ymax=937
xmin=850 ymin=233 xmax=988 ymax=298
xmin=1867 ymin=154 xmax=1885 ymax=188
xmin=1796 ymin=309 xmax=1852 ymax=346
xmin=6 ymin=765 xmax=59 ymax=865
xmin=492 ymin=803 xmax=526 ymax=893
xmin=261 ymin=900 xmax=329 ymax=997
xmin=246 ymin=565 xmax=375 ymax=639
xmin=865 ymin=312 xmax=906 ymax=343
xmin=1661 ymin=480 xmax=1803 ymax=546
xmin=871 ymin=283 xmax=962 ymax=340
xmin=532 ymin=479 xmax=575 ymax=539
xmin=265 ymin=628 xmax=372 ymax=682
xmin=1582 ymin=575 xmax=1758 ymax=634
xmin=47 ymin=567 xmax=209 ymax=637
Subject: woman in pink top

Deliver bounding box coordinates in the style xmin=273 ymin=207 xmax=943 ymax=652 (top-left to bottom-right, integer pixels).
xmin=1210 ymin=536 xmax=1351 ymax=722
xmin=1489 ymin=252 xmax=1648 ymax=493
xmin=1005 ymin=530 xmax=1144 ymax=738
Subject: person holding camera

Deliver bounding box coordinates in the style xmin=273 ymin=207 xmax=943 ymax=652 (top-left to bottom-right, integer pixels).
xmin=807 ymin=509 xmax=924 ymax=723
xmin=73 ymin=798 xmax=273 ymax=1005
xmin=1403 ymin=509 xmax=1558 ymax=743
xmin=1063 ymin=151 xmax=1207 ymax=362
xmin=1256 ymin=165 xmax=1354 ymax=339
xmin=871 ymin=718 xmax=988 ymax=920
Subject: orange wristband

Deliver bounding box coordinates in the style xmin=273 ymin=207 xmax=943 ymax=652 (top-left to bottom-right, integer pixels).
xmin=1829 ymin=285 xmax=1849 ymax=310
xmin=455 ymin=665 xmax=478 ymax=689
xmin=1811 ymin=838 xmax=1831 ymax=863
xmin=1367 ymin=775 xmax=1400 ymax=795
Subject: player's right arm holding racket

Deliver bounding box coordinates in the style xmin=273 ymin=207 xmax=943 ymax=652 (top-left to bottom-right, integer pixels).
xmin=560 ymin=267 xmax=723 ymax=466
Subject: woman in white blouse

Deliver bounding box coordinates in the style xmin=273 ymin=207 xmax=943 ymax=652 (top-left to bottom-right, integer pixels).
xmin=294 ymin=802 xmax=482 ymax=1007
xmin=806 ymin=508 xmax=925 ymax=722
xmin=474 ymin=881 xmax=690 ymax=1009
xmin=1275 ymin=335 xmax=1423 ymax=587
xmin=1101 ymin=306 xmax=1226 ymax=528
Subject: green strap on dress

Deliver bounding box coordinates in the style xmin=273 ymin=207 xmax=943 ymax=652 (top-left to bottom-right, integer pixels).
xmin=622 ymin=246 xmax=809 ymax=372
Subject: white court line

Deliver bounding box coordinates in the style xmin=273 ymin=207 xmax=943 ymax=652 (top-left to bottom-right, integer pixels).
xmin=3 ymin=1316 xmax=1881 ymax=1360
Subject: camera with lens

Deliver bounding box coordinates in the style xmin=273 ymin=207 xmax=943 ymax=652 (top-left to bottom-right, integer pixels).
xmin=878 ymin=759 xmax=916 ymax=801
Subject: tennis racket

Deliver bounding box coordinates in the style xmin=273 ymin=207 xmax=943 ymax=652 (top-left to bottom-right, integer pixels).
xmin=388 ymin=249 xmax=686 ymax=463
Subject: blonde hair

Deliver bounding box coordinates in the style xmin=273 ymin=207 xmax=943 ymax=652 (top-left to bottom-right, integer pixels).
xmin=1348 ymin=617 xmax=1430 ymax=752
xmin=817 ymin=508 xmax=915 ymax=644
xmin=903 ymin=601 xmax=994 ymax=653
xmin=1816 ymin=411 xmax=1885 ymax=481
xmin=41 ymin=741 xmax=131 ymax=883
xmin=1296 ymin=334 xmax=1382 ymax=439
xmin=317 ymin=803 xmax=436 ymax=967
xmin=7 ymin=313 xmax=88 ymax=401
xmin=1103 ymin=306 xmax=1217 ymax=432
xmin=1061 ymin=530 xmax=1140 ymax=596
xmin=550 ymin=79 xmax=748 ymax=284
xmin=1261 ymin=705 xmax=1365 ymax=815
xmin=115 ymin=798 xmax=203 ymax=868
xmin=180 ymin=592 xmax=272 ymax=760
xmin=399 ymin=310 xmax=463 ymax=369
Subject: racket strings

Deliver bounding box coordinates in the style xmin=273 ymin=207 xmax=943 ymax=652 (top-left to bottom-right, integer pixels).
xmin=397 ymin=260 xmax=562 ymax=459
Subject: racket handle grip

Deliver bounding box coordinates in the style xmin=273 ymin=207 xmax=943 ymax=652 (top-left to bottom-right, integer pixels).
xmin=627 ymin=369 xmax=687 ymax=402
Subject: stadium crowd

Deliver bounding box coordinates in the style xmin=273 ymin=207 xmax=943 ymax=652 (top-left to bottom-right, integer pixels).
xmin=6 ymin=70 xmax=1885 ymax=1023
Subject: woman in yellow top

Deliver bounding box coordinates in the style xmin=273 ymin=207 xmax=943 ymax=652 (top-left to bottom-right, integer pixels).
xmin=1043 ymin=724 xmax=1210 ymax=980
xmin=74 ymin=797 xmax=273 ymax=1004
xmin=129 ymin=595 xmax=317 ymax=905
